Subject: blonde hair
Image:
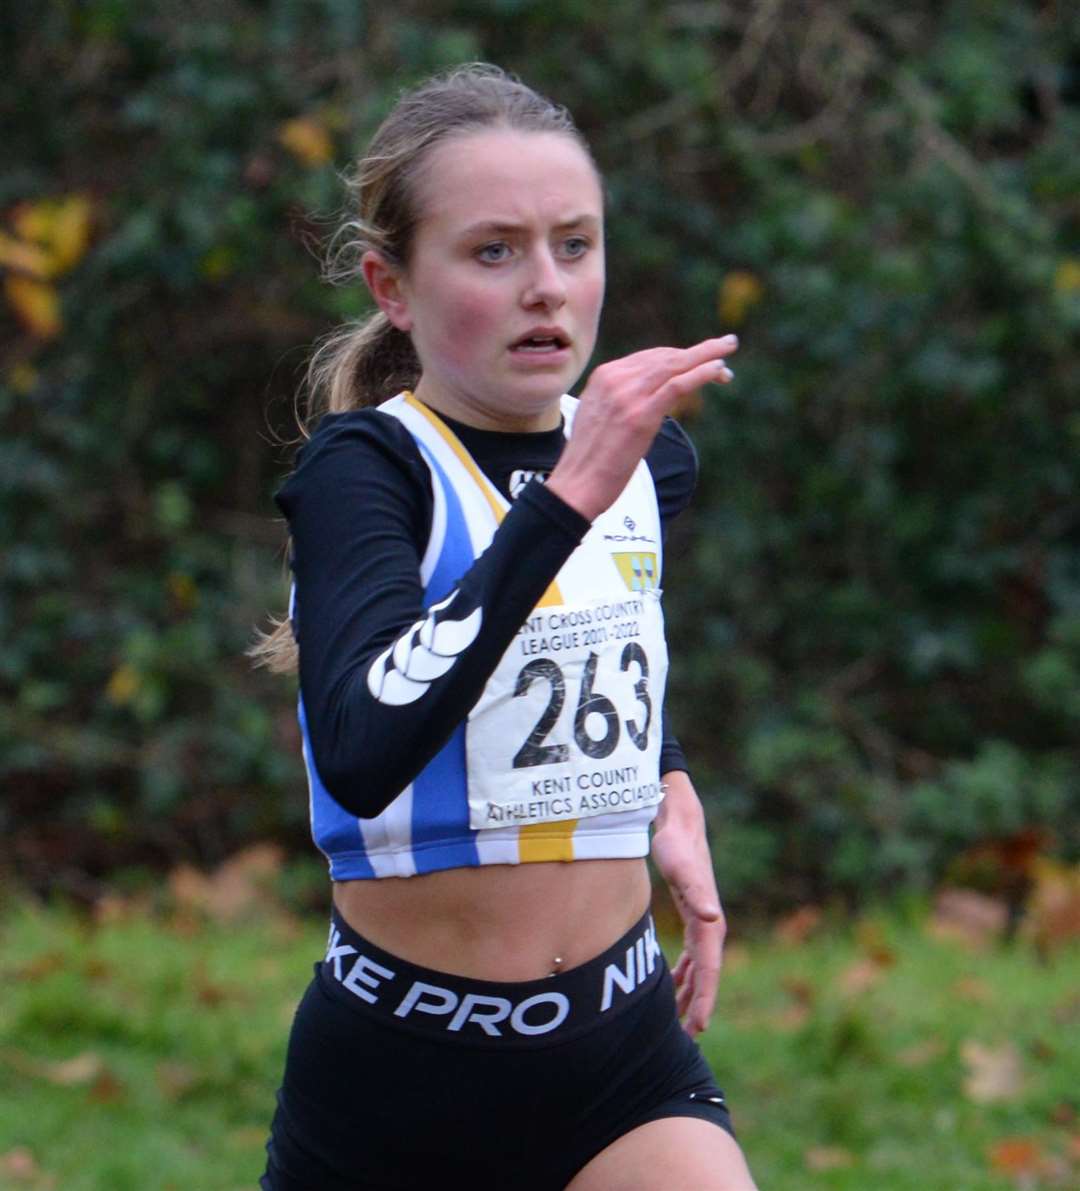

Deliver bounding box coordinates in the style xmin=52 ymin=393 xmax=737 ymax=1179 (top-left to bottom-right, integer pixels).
xmin=252 ymin=64 xmax=595 ymax=672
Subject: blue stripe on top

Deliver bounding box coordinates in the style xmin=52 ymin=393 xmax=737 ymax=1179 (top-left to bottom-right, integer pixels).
xmin=301 ymin=694 xmax=375 ymax=879
xmin=410 ymin=446 xmax=480 ymax=870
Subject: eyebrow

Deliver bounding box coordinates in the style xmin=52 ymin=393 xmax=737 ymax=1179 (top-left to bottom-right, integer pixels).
xmin=461 ymin=214 xmax=602 ymax=237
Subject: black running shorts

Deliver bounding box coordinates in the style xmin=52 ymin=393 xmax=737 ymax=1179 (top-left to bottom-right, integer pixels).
xmin=262 ymin=910 xmax=734 ymax=1190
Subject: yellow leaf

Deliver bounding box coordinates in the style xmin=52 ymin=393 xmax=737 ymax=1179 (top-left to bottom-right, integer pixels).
xmin=0 ymin=230 xmax=56 ymax=279
xmin=718 ymin=270 xmax=764 ymax=326
xmin=7 ymin=362 xmax=39 ymax=394
xmin=278 ymin=116 xmax=333 ymax=167
xmin=106 ymin=663 xmax=140 ymax=706
xmin=4 ymin=275 xmax=61 ymax=338
xmin=1054 ymin=259 xmax=1080 ymax=293
xmin=11 ymin=194 xmax=94 ymax=275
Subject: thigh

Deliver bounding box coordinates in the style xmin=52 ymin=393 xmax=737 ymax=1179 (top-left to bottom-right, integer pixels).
xmin=566 ymin=1117 xmax=758 ymax=1191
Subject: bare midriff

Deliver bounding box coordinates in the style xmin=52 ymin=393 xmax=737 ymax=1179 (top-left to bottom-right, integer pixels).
xmin=333 ymin=856 xmax=651 ymax=981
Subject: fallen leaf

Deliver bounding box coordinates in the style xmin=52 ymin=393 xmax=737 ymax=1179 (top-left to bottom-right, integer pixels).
xmin=1024 ymin=859 xmax=1080 ymax=956
xmin=15 ymin=952 xmax=65 ymax=982
xmin=896 ymin=1039 xmax=945 ymax=1068
xmin=1049 ymin=1102 xmax=1075 ymax=1126
xmin=836 ymin=957 xmax=887 ymax=998
xmin=774 ymin=905 xmax=821 ymax=945
xmin=805 ymin=1146 xmax=855 ymax=1171
xmin=987 ymin=1136 xmax=1046 ymax=1178
xmin=82 ymin=957 xmax=111 ymax=983
xmin=930 ymin=888 xmax=1008 ymax=949
xmin=1031 ymin=1038 xmax=1056 ymax=1063
xmin=854 ymin=919 xmax=897 ymax=966
xmin=953 ymin=976 xmax=993 ymax=1003
xmin=156 ymin=1061 xmax=199 ymax=1102
xmin=772 ymin=976 xmax=815 ymax=1030
xmin=42 ymin=1052 xmax=105 ymax=1087
xmin=962 ymin=1040 xmax=1026 ymax=1104
xmin=88 ymin=1069 xmax=125 ymax=1103
xmin=93 ymin=892 xmax=152 ymax=924
xmin=0 ymin=1147 xmax=39 ymax=1181
xmin=772 ymin=1002 xmax=812 ymax=1031
xmin=169 ymin=842 xmax=283 ymax=921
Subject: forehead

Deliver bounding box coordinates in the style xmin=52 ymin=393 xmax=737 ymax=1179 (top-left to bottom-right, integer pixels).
xmin=411 ymin=128 xmax=603 ymax=232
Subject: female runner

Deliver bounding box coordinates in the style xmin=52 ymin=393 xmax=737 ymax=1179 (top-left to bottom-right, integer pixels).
xmin=256 ymin=63 xmax=756 ymax=1191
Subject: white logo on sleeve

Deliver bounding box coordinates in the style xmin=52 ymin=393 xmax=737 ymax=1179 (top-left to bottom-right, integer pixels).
xmin=509 ymin=469 xmax=548 ymax=499
xmin=367 ymin=590 xmax=483 ymax=706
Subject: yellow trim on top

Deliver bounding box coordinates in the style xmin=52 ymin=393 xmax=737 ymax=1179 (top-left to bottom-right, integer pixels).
xmin=404 ymin=393 xmax=507 ymax=525
xmin=518 ymin=819 xmax=579 ymax=863
xmin=403 ymin=392 xmax=565 ymax=606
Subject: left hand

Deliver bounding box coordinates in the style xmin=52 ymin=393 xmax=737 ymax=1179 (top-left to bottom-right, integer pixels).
xmin=650 ymin=770 xmax=726 ymax=1037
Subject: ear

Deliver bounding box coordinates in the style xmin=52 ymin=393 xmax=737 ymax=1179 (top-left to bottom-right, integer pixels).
xmin=361 ymin=250 xmax=413 ymax=332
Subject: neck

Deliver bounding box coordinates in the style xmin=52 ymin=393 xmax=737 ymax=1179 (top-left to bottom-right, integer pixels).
xmin=411 ymin=380 xmax=562 ymax=433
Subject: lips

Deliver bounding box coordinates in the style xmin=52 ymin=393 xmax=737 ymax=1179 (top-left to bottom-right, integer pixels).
xmin=510 ymin=328 xmax=570 ymax=352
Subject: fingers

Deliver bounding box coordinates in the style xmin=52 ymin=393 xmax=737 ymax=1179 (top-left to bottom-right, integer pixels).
xmin=630 ymin=334 xmax=738 ymax=409
xmin=653 ymin=355 xmax=733 ymax=411
xmin=671 ymin=333 xmax=739 ymax=376
xmin=673 ymin=957 xmax=718 ymax=1037
xmin=686 ymin=971 xmax=719 ymax=1036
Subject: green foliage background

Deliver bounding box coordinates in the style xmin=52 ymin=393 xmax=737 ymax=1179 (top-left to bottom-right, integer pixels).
xmin=4 ymin=0 xmax=1079 ymax=910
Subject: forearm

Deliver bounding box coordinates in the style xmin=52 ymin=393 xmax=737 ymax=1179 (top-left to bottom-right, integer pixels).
xmin=300 ymin=481 xmax=589 ymax=816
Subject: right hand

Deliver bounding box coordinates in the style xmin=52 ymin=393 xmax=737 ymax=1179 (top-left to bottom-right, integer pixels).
xmin=545 ymin=335 xmax=738 ymax=521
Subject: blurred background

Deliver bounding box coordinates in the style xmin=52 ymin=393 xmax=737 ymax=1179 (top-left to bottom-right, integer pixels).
xmin=2 ymin=3 xmax=1080 ymax=1186
xmin=4 ymin=0 xmax=1078 ymax=915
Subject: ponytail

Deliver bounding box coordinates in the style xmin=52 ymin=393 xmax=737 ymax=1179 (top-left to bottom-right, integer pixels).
xmin=309 ymin=311 xmax=420 ymax=419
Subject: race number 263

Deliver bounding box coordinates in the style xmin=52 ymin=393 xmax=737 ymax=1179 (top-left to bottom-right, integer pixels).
xmin=511 ymin=644 xmax=651 ymax=769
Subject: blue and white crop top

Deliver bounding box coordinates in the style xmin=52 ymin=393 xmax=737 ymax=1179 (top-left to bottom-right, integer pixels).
xmin=276 ymin=393 xmax=698 ymax=880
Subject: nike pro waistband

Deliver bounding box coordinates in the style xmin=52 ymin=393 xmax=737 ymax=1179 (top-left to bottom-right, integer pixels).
xmin=319 ymin=907 xmax=666 ymax=1048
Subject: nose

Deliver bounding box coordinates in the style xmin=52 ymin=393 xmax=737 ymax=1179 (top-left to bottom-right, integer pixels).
xmin=522 ymin=246 xmax=566 ymax=310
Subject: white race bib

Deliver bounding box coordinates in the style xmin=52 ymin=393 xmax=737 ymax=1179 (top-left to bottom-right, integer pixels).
xmin=467 ymin=586 xmax=668 ymax=831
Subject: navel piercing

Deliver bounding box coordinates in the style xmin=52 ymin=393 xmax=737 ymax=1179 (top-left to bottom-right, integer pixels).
xmin=549 ymin=955 xmax=564 ymax=977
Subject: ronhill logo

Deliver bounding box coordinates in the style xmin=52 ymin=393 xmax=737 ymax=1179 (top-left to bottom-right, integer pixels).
xmin=611 ymin=552 xmax=659 ymax=592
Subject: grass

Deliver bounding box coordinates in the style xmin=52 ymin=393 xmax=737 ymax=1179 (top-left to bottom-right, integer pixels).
xmin=1 ymin=893 xmax=1077 ymax=1190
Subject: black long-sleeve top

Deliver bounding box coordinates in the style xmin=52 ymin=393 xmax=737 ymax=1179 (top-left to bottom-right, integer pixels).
xmin=277 ymin=405 xmax=697 ymax=819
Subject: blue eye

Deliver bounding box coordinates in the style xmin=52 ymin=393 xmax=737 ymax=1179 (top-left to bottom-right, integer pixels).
xmin=477 ymin=242 xmax=511 ymax=263
xmin=561 ymin=236 xmax=590 ymax=259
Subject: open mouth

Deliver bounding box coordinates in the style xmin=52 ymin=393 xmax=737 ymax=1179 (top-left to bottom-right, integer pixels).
xmin=512 ymin=333 xmax=569 ymax=353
